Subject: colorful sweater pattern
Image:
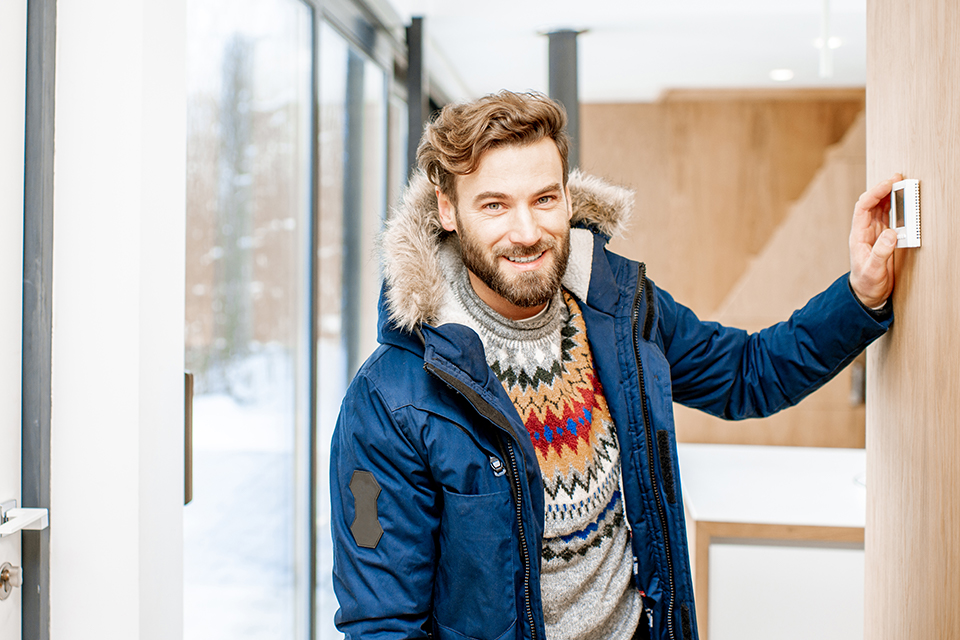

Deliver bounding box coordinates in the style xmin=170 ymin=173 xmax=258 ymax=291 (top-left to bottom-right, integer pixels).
xmin=440 ymin=252 xmax=640 ymax=639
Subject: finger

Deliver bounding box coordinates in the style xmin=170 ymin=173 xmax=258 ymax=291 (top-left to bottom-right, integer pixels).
xmin=855 ymin=173 xmax=904 ymax=218
xmin=871 ymin=229 xmax=898 ymax=265
xmin=880 ymin=202 xmax=890 ymax=228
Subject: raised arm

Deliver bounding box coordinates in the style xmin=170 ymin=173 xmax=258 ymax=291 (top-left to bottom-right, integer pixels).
xmin=664 ymin=273 xmax=891 ymax=419
xmin=664 ymin=177 xmax=898 ymax=418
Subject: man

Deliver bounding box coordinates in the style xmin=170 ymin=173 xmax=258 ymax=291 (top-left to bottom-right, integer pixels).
xmin=330 ymin=91 xmax=896 ymax=640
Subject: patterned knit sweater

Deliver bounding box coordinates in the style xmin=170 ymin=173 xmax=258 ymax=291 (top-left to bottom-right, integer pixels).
xmin=442 ymin=254 xmax=641 ymax=640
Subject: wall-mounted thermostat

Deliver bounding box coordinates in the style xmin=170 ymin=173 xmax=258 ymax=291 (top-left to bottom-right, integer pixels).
xmin=891 ymin=179 xmax=921 ymax=248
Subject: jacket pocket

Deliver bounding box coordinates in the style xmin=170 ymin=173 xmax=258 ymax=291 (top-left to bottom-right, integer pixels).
xmin=435 ymin=488 xmax=517 ymax=640
xmin=434 ymin=618 xmax=517 ymax=640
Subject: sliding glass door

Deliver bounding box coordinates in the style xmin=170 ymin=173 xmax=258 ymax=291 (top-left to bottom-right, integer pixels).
xmin=185 ymin=1 xmax=314 ymax=638
xmin=314 ymin=21 xmax=388 ymax=636
xmin=186 ymin=1 xmax=397 ymax=637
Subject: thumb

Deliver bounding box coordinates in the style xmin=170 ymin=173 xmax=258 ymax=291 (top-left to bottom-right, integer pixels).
xmin=872 ymin=229 xmax=897 ymax=263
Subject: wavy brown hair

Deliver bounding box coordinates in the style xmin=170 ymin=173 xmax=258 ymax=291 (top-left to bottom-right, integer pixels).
xmin=416 ymin=91 xmax=570 ymax=205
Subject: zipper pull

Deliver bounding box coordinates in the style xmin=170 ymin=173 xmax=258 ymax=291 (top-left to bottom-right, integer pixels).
xmin=646 ymin=608 xmax=654 ymax=629
xmin=489 ymin=456 xmax=506 ymax=477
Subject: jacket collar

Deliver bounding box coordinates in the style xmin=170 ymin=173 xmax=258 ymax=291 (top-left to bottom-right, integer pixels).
xmin=379 ymin=169 xmax=635 ymax=336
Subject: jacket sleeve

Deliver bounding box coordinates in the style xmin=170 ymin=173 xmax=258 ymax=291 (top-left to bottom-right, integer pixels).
xmin=660 ymin=273 xmax=892 ymax=420
xmin=330 ymin=372 xmax=439 ymax=639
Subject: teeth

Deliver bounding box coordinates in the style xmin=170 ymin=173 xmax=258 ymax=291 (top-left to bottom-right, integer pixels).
xmin=507 ymin=253 xmax=543 ymax=264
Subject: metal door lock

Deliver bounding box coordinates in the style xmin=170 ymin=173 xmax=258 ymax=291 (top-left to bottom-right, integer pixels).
xmin=0 ymin=563 xmax=21 ymax=600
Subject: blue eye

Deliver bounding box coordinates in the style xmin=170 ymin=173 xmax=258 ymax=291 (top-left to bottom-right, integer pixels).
xmin=485 ymin=202 xmax=501 ymax=211
xmin=537 ymin=196 xmax=553 ymax=205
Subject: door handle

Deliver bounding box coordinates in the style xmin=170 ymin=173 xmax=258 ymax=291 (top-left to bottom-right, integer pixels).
xmin=0 ymin=500 xmax=49 ymax=537
xmin=185 ymin=371 xmax=194 ymax=505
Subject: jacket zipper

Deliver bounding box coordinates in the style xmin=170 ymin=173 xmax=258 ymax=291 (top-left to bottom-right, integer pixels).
xmin=501 ymin=436 xmax=537 ymax=640
xmin=631 ymin=263 xmax=677 ymax=640
xmin=423 ymin=362 xmax=538 ymax=640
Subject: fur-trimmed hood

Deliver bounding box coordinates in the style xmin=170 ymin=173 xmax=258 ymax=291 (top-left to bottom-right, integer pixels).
xmin=381 ymin=169 xmax=635 ymax=332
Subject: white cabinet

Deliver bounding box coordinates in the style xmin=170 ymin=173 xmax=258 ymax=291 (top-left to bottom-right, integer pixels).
xmin=679 ymin=444 xmax=866 ymax=640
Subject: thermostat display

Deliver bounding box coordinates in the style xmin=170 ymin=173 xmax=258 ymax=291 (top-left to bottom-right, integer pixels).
xmin=890 ymin=179 xmax=920 ymax=248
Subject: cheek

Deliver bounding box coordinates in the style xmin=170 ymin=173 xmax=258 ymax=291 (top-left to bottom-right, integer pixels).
xmin=471 ymin=222 xmax=512 ymax=251
xmin=544 ymin=212 xmax=572 ymax=236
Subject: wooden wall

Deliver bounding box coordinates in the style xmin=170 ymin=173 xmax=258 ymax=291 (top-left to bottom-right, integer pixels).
xmin=580 ymin=90 xmax=868 ymax=447
xmin=865 ymin=0 xmax=960 ymax=637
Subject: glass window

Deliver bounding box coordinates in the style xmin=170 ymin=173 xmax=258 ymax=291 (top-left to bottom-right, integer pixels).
xmin=314 ymin=21 xmax=388 ymax=638
xmin=187 ymin=4 xmax=394 ymax=638
xmin=184 ymin=1 xmax=313 ymax=638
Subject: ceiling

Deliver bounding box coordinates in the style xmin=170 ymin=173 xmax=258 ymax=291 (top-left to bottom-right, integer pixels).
xmin=386 ymin=0 xmax=867 ymax=103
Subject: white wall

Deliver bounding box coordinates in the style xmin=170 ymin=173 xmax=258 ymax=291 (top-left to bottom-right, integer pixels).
xmin=0 ymin=0 xmax=27 ymax=634
xmin=50 ymin=1 xmax=185 ymax=639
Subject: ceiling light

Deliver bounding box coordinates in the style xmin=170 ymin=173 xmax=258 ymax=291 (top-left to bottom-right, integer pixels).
xmin=770 ymin=69 xmax=795 ymax=82
xmin=813 ymin=37 xmax=843 ymax=49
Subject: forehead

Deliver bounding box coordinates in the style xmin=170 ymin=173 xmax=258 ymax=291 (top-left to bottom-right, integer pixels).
xmin=455 ymin=138 xmax=564 ymax=203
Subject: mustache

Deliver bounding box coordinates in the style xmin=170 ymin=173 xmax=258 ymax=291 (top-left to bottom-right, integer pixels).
xmin=495 ymin=240 xmax=554 ymax=259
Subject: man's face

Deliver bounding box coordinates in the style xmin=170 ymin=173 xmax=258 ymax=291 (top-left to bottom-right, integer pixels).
xmin=436 ymin=138 xmax=573 ymax=320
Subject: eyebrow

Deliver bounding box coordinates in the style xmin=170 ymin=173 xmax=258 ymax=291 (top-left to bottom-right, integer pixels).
xmin=471 ymin=191 xmax=510 ymax=207
xmin=471 ymin=183 xmax=563 ymax=208
xmin=534 ymin=183 xmax=563 ymax=197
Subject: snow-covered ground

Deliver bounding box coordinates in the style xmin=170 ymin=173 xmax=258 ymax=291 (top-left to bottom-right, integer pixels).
xmin=184 ymin=393 xmax=298 ymax=639
xmin=184 ymin=394 xmax=341 ymax=639
xmin=184 ymin=339 xmax=346 ymax=639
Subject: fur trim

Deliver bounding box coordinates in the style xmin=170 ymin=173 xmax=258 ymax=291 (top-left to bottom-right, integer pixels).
xmin=381 ymin=169 xmax=634 ymax=331
xmin=568 ymin=169 xmax=634 ymax=239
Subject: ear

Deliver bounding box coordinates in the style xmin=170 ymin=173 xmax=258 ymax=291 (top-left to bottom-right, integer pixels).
xmin=436 ymin=187 xmax=458 ymax=233
xmin=564 ymin=185 xmax=574 ymax=222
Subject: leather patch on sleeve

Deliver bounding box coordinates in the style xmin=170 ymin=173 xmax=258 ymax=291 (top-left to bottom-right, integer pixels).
xmin=349 ymin=470 xmax=383 ymax=549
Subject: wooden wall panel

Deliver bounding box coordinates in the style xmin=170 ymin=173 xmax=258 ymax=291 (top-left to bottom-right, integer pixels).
xmin=865 ymin=0 xmax=960 ymax=637
xmin=581 ymin=91 xmax=864 ymax=317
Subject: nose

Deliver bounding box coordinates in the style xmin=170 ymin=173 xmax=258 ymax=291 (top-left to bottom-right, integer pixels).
xmin=507 ymin=205 xmax=542 ymax=247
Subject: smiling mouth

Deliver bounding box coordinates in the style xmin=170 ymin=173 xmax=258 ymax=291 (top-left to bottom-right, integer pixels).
xmin=505 ymin=251 xmax=545 ymax=264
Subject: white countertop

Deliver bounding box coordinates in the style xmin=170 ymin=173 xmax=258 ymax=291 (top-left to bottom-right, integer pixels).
xmin=677 ymin=443 xmax=866 ymax=529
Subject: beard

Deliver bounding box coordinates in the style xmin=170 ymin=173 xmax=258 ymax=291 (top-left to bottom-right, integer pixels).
xmin=457 ymin=222 xmax=571 ymax=310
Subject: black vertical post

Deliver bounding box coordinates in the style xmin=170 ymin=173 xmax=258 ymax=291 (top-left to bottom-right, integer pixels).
xmin=22 ymin=0 xmax=56 ymax=638
xmin=547 ymin=29 xmax=581 ymax=170
xmin=405 ymin=16 xmax=427 ymax=179
xmin=342 ymin=50 xmax=365 ymax=380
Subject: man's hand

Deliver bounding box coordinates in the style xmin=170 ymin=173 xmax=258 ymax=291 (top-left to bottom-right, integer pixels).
xmin=849 ymin=174 xmax=902 ymax=309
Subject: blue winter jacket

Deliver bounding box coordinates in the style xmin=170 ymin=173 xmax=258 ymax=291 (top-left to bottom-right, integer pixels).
xmin=330 ymin=172 xmax=892 ymax=640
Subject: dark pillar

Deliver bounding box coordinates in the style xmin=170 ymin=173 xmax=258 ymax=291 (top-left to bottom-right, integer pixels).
xmin=405 ymin=16 xmax=427 ymax=179
xmin=547 ymin=29 xmax=581 ymax=169
xmin=342 ymin=49 xmax=365 ymax=380
xmin=22 ymin=0 xmax=56 ymax=638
